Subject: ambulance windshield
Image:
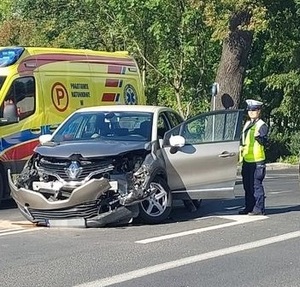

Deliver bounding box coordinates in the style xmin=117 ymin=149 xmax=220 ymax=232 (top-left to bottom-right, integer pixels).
xmin=0 ymin=47 xmax=25 ymax=67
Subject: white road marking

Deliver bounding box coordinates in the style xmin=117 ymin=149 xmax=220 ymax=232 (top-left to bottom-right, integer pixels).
xmin=268 ymin=190 xmax=294 ymax=194
xmin=0 ymin=229 xmax=17 ymax=233
xmin=135 ymin=215 xmax=267 ymax=244
xmin=0 ymin=229 xmax=36 ymax=237
xmin=0 ymin=220 xmax=32 ymax=228
xmin=0 ymin=220 xmax=38 ymax=237
xmin=74 ymin=230 xmax=300 ymax=287
xmin=225 ymin=206 xmax=241 ymax=210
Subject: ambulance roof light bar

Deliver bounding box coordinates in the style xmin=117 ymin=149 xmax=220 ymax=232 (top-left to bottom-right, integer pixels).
xmin=0 ymin=47 xmax=25 ymax=67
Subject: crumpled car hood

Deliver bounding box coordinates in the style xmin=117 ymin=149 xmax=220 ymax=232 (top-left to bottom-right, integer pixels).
xmin=35 ymin=140 xmax=150 ymax=158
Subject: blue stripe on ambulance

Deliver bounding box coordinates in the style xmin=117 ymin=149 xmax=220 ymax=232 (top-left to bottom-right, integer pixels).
xmin=2 ymin=130 xmax=40 ymax=151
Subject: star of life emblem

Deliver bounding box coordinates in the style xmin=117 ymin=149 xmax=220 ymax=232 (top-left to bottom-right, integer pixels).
xmin=124 ymin=84 xmax=137 ymax=105
xmin=65 ymin=161 xmax=82 ymax=180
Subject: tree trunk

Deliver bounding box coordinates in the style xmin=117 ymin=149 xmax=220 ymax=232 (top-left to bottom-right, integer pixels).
xmin=212 ymin=11 xmax=253 ymax=110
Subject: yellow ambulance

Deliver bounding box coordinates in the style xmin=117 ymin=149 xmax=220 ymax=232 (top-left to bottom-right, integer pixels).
xmin=0 ymin=46 xmax=145 ymax=202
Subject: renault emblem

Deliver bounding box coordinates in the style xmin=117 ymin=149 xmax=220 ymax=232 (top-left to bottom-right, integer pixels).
xmin=65 ymin=161 xmax=82 ymax=180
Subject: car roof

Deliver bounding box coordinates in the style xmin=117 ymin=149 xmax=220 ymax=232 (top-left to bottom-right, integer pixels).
xmin=74 ymin=105 xmax=175 ymax=114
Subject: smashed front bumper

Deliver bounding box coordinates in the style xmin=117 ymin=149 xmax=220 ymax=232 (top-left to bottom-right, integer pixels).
xmin=8 ymin=170 xmax=139 ymax=227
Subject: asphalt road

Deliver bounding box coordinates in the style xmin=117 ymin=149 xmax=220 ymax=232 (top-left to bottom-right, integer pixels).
xmin=0 ymin=167 xmax=299 ymax=287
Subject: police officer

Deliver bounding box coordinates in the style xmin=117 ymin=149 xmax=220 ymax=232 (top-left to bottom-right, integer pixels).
xmin=239 ymin=99 xmax=268 ymax=215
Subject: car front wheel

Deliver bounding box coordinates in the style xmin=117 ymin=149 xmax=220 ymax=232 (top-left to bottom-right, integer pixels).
xmin=137 ymin=177 xmax=172 ymax=224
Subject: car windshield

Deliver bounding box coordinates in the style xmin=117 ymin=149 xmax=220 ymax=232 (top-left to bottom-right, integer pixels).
xmin=52 ymin=111 xmax=153 ymax=142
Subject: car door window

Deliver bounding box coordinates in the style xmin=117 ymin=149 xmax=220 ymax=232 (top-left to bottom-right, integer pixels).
xmin=183 ymin=111 xmax=242 ymax=144
xmin=166 ymin=111 xmax=183 ymax=128
xmin=157 ymin=113 xmax=170 ymax=139
xmin=164 ymin=110 xmax=243 ymax=145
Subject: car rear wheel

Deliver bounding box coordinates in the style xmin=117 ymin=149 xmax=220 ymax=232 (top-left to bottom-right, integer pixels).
xmin=137 ymin=177 xmax=172 ymax=224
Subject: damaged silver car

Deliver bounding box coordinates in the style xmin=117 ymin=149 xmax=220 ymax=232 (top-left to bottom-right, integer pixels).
xmin=9 ymin=105 xmax=243 ymax=227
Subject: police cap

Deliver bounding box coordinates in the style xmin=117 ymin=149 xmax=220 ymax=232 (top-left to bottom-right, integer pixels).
xmin=246 ymin=99 xmax=263 ymax=111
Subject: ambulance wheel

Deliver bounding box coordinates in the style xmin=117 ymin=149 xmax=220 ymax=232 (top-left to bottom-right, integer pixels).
xmin=137 ymin=177 xmax=172 ymax=224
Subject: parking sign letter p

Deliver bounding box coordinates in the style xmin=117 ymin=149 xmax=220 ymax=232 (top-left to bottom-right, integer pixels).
xmin=51 ymin=82 xmax=69 ymax=112
xmin=56 ymin=88 xmax=64 ymax=106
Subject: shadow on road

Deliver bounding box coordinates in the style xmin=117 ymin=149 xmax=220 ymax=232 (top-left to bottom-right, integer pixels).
xmin=161 ymin=196 xmax=300 ymax=225
xmin=3 ymin=195 xmax=300 ymax=228
xmin=0 ymin=199 xmax=17 ymax=210
xmin=264 ymin=205 xmax=300 ymax=215
xmin=160 ymin=197 xmax=246 ymax=224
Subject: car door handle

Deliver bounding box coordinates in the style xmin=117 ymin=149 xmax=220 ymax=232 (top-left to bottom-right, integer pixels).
xmin=218 ymin=151 xmax=236 ymax=158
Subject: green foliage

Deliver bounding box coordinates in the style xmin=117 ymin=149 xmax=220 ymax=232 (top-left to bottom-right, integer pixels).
xmin=0 ymin=0 xmax=12 ymax=21
xmin=266 ymin=128 xmax=300 ymax=163
xmin=264 ymin=71 xmax=300 ymax=128
xmin=104 ymin=0 xmax=218 ymax=117
xmin=242 ymin=0 xmax=300 ymax=162
xmin=1 ymin=0 xmax=300 ymax=161
xmin=204 ymin=0 xmax=267 ymax=40
xmin=265 ymin=128 xmax=290 ymax=163
xmin=277 ymin=155 xmax=299 ymax=165
xmin=288 ymin=131 xmax=300 ymax=156
xmin=10 ymin=0 xmax=218 ymax=117
xmin=13 ymin=0 xmax=110 ymax=49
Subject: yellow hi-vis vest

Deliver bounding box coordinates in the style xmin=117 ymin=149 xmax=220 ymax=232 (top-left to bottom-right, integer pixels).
xmin=240 ymin=119 xmax=266 ymax=163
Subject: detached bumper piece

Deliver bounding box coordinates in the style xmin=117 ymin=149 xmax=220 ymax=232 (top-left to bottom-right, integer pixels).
xmin=32 ymin=204 xmax=139 ymax=228
xmin=8 ymin=170 xmax=139 ymax=228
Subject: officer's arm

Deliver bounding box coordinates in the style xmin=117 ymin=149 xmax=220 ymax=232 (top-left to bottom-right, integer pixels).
xmin=255 ymin=124 xmax=268 ymax=146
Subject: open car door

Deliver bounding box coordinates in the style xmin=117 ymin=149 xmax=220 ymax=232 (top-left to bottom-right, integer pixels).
xmin=162 ymin=109 xmax=244 ymax=200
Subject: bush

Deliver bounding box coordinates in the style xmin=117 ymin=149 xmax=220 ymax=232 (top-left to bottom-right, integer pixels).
xmin=277 ymin=155 xmax=299 ymax=164
xmin=265 ymin=130 xmax=290 ymax=163
xmin=266 ymin=129 xmax=300 ymax=163
xmin=288 ymin=131 xmax=300 ymax=156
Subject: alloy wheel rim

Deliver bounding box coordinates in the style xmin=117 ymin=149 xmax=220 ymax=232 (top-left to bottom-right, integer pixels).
xmin=140 ymin=183 xmax=168 ymax=217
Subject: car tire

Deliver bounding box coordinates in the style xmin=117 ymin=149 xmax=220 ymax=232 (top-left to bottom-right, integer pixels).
xmin=137 ymin=177 xmax=172 ymax=224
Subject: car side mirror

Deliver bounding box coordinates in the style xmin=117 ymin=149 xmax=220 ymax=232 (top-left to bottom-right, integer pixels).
xmin=39 ymin=134 xmax=52 ymax=145
xmin=0 ymin=101 xmax=19 ymax=125
xmin=169 ymin=135 xmax=185 ymax=147
xmin=169 ymin=135 xmax=185 ymax=154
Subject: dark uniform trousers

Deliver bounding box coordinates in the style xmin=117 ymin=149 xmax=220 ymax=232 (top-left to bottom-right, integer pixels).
xmin=241 ymin=160 xmax=266 ymax=213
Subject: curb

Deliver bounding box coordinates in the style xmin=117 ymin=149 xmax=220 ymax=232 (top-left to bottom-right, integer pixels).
xmin=237 ymin=163 xmax=298 ymax=174
xmin=265 ymin=163 xmax=298 ymax=171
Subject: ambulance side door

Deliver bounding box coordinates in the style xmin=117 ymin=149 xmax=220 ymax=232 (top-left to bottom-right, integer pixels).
xmin=0 ymin=76 xmax=41 ymax=172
